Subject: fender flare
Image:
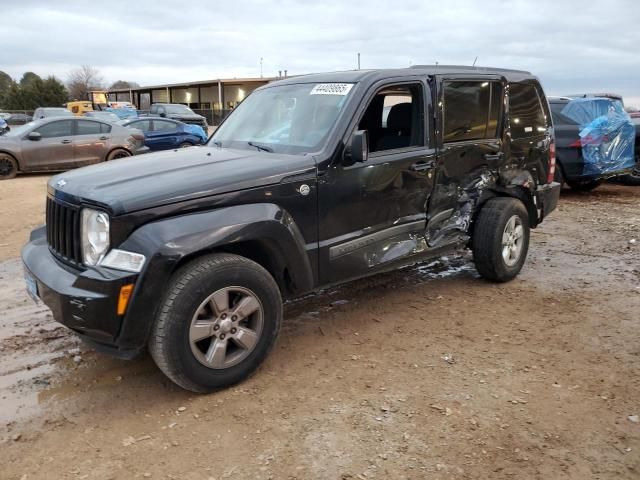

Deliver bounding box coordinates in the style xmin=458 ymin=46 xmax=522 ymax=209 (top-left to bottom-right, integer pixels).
xmin=115 ymin=203 xmax=314 ymax=349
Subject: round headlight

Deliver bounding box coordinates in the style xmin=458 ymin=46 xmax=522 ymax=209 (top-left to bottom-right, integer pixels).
xmin=81 ymin=208 xmax=110 ymax=265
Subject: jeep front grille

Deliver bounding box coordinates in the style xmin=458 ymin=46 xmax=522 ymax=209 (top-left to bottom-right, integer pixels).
xmin=46 ymin=197 xmax=82 ymax=265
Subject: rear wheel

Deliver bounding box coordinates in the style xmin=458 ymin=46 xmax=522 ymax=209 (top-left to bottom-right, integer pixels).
xmin=106 ymin=149 xmax=131 ymax=161
xmin=472 ymin=197 xmax=530 ymax=282
xmin=149 ymin=253 xmax=282 ymax=393
xmin=0 ymin=153 xmax=18 ymax=180
xmin=179 ymin=142 xmax=194 ymax=148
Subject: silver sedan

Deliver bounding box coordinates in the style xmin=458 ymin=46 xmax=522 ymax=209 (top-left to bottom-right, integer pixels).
xmin=0 ymin=117 xmax=148 ymax=180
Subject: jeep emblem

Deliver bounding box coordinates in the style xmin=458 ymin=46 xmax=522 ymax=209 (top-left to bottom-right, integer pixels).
xmin=298 ymin=184 xmax=310 ymax=196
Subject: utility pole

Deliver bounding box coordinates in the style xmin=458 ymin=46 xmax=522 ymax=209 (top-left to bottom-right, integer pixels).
xmin=260 ymin=57 xmax=263 ymax=78
xmin=357 ymin=52 xmax=361 ymax=70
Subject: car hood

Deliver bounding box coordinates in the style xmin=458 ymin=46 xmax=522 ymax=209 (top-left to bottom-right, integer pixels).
xmin=49 ymin=146 xmax=316 ymax=215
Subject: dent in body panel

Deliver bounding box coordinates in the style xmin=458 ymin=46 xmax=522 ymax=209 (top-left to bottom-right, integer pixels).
xmin=426 ymin=168 xmax=496 ymax=246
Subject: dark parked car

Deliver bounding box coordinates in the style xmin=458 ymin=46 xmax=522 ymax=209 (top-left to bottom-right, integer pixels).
xmin=549 ymin=96 xmax=638 ymax=191
xmin=5 ymin=113 xmax=32 ymax=125
xmin=83 ymin=111 xmax=122 ymax=123
xmin=149 ymin=103 xmax=208 ymax=130
xmin=22 ymin=66 xmax=560 ymax=392
xmin=32 ymin=107 xmax=74 ymax=120
xmin=0 ymin=117 xmax=148 ymax=179
xmin=121 ymin=117 xmax=206 ymax=150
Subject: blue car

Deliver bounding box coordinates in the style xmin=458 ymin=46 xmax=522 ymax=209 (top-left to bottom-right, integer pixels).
xmin=121 ymin=118 xmax=207 ymax=151
xmin=0 ymin=117 xmax=9 ymax=135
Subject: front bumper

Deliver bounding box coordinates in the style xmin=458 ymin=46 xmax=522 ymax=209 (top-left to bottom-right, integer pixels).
xmin=21 ymin=226 xmax=142 ymax=358
xmin=536 ymin=182 xmax=561 ymax=221
xmin=134 ymin=145 xmax=150 ymax=155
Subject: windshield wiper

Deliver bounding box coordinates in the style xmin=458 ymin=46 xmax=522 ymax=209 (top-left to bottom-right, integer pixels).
xmin=247 ymin=141 xmax=273 ymax=153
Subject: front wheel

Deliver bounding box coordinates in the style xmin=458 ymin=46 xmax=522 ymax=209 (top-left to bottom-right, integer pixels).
xmin=149 ymin=253 xmax=282 ymax=392
xmin=0 ymin=153 xmax=18 ymax=180
xmin=472 ymin=197 xmax=530 ymax=282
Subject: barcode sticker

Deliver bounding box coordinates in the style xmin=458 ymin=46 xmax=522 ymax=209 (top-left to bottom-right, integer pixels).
xmin=310 ymin=83 xmax=354 ymax=96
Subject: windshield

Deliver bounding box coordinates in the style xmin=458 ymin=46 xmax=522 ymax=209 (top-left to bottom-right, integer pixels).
xmin=210 ymin=82 xmax=354 ymax=154
xmin=165 ymin=104 xmax=195 ymax=114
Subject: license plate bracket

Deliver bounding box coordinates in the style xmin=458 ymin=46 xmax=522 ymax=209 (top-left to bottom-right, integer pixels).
xmin=24 ymin=270 xmax=40 ymax=303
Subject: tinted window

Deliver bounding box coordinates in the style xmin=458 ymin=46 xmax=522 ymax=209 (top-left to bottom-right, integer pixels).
xmin=77 ymin=120 xmax=102 ymax=135
xmin=153 ymin=120 xmax=178 ymax=131
xmin=358 ymin=83 xmax=425 ymax=152
xmin=509 ymin=83 xmax=547 ymax=138
xmin=443 ymin=81 xmax=502 ymax=142
xmin=550 ymin=102 xmax=578 ymax=125
xmin=34 ymin=120 xmax=73 ymax=138
xmin=127 ymin=120 xmax=151 ymax=131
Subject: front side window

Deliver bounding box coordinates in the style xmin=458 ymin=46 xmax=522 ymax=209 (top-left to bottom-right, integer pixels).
xmin=211 ymin=82 xmax=354 ymax=154
xmin=509 ymin=83 xmax=547 ymax=139
xmin=153 ymin=120 xmax=178 ymax=131
xmin=443 ymin=81 xmax=502 ymax=142
xmin=127 ymin=120 xmax=151 ymax=131
xmin=34 ymin=120 xmax=73 ymax=138
xmin=358 ymin=83 xmax=425 ymax=153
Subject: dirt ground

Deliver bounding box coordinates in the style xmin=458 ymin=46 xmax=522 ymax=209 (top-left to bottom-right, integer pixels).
xmin=1 ymin=176 xmax=639 ymax=480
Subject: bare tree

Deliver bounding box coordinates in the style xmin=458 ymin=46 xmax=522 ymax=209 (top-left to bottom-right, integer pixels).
xmin=67 ymin=65 xmax=104 ymax=100
xmin=109 ymin=80 xmax=140 ymax=90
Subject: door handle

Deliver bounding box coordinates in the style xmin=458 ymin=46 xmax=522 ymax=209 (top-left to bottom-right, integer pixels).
xmin=483 ymin=152 xmax=504 ymax=161
xmin=99 ymin=136 xmax=108 ymax=140
xmin=61 ymin=139 xmax=72 ymax=144
xmin=410 ymin=161 xmax=434 ymax=172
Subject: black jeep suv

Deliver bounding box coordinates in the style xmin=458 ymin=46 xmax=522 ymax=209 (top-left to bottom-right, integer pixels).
xmin=22 ymin=66 xmax=560 ymax=392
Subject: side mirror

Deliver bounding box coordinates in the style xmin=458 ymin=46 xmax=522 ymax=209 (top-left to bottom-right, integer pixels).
xmin=27 ymin=132 xmax=41 ymax=141
xmin=343 ymin=130 xmax=369 ymax=166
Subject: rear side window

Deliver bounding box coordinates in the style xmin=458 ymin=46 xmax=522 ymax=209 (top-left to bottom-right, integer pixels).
xmin=509 ymin=83 xmax=547 ymax=138
xmin=443 ymin=81 xmax=502 ymax=142
xmin=77 ymin=120 xmax=103 ymax=135
xmin=34 ymin=120 xmax=73 ymax=138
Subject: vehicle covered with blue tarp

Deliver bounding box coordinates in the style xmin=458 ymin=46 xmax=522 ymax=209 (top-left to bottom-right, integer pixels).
xmin=549 ymin=96 xmax=638 ymax=191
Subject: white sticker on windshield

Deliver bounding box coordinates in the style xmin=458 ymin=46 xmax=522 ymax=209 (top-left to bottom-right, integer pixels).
xmin=310 ymin=83 xmax=354 ymax=96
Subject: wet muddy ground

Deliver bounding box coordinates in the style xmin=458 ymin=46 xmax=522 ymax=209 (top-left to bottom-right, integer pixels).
xmin=1 ymin=177 xmax=639 ymax=479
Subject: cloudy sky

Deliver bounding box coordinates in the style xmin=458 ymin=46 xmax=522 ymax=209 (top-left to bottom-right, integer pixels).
xmin=3 ymin=0 xmax=639 ymax=104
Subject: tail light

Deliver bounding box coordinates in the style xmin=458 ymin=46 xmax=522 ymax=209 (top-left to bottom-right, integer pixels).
xmin=547 ymin=139 xmax=556 ymax=184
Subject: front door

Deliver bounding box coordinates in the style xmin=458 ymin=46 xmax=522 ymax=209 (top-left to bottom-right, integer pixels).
xmin=317 ymin=79 xmax=436 ymax=284
xmin=426 ymin=76 xmax=505 ymax=245
xmin=21 ymin=119 xmax=75 ymax=171
xmin=148 ymin=119 xmax=180 ymax=150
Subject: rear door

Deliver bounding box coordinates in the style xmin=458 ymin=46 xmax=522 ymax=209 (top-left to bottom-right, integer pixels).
xmin=74 ymin=120 xmax=111 ymax=165
xmin=426 ymin=76 xmax=505 ymax=245
xmin=20 ymin=119 xmax=75 ymax=171
xmin=147 ymin=119 xmax=181 ymax=150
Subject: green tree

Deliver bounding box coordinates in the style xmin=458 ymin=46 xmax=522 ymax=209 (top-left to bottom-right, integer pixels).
xmin=0 ymin=71 xmax=12 ymax=99
xmin=20 ymin=71 xmax=41 ymax=88
xmin=110 ymin=80 xmax=140 ymax=90
xmin=0 ymin=74 xmax=68 ymax=110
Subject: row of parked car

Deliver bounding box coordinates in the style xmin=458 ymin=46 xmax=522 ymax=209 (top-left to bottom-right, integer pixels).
xmin=0 ymin=104 xmax=210 ymax=179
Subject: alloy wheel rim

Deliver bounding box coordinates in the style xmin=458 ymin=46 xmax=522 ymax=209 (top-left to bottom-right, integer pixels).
xmin=189 ymin=286 xmax=264 ymax=369
xmin=501 ymin=215 xmax=524 ymax=267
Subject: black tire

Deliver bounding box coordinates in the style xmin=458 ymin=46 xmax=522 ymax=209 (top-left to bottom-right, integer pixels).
xmin=178 ymin=142 xmax=194 ymax=148
xmin=106 ymin=149 xmax=131 ymax=161
xmin=149 ymin=253 xmax=282 ymax=393
xmin=472 ymin=197 xmax=530 ymax=282
xmin=566 ymin=179 xmax=601 ymax=192
xmin=0 ymin=153 xmax=18 ymax=180
xmin=553 ymin=162 xmax=564 ymax=187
